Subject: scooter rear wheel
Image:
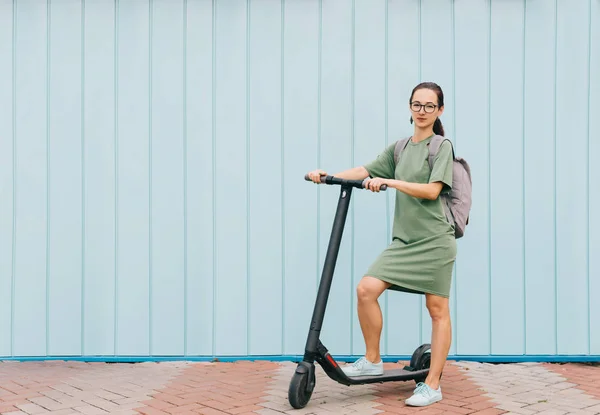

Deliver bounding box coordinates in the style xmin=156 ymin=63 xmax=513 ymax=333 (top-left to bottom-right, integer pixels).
xmin=288 ymin=371 xmax=314 ymax=409
xmin=410 ymin=343 xmax=435 ymax=384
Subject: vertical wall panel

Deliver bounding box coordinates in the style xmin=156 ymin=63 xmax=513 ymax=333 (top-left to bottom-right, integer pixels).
xmin=352 ymin=0 xmax=388 ymax=357
xmin=385 ymin=0 xmax=421 ymax=355
xmin=185 ymin=0 xmax=214 ymax=356
xmin=319 ymin=0 xmax=353 ymax=356
xmin=489 ymin=0 xmax=525 ymax=355
xmin=453 ymin=0 xmax=491 ymax=355
xmin=83 ymin=0 xmax=116 ymax=357
xmin=420 ymin=0 xmax=455 ymax=146
xmin=590 ymin=0 xmax=599 ymax=355
xmin=419 ymin=0 xmax=456 ymax=348
xmin=47 ymin=0 xmax=83 ymax=356
xmin=150 ymin=0 xmax=185 ymax=356
xmin=214 ymin=0 xmax=248 ymax=355
xmin=248 ymin=0 xmax=283 ymax=355
xmin=523 ymin=0 xmax=557 ymax=355
xmin=1 ymin=0 xmax=598 ymax=360
xmin=115 ymin=0 xmax=150 ymax=355
xmin=0 ymin=0 xmax=14 ymax=357
xmin=282 ymin=0 xmax=320 ymax=356
xmin=555 ymin=0 xmax=590 ymax=355
xmin=13 ymin=0 xmax=48 ymax=357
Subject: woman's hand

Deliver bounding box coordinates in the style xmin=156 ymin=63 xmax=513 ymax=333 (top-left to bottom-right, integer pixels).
xmin=307 ymin=169 xmax=327 ymax=183
xmin=364 ymin=177 xmax=388 ymax=192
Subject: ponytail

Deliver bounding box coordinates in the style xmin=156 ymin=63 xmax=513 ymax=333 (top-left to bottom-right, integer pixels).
xmin=433 ymin=117 xmax=445 ymax=136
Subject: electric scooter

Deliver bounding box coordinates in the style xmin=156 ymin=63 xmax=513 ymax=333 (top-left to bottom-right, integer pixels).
xmin=288 ymin=174 xmax=433 ymax=410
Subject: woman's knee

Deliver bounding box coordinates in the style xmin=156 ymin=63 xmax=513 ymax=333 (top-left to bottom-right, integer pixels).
xmin=357 ymin=276 xmax=389 ymax=303
xmin=425 ymin=294 xmax=450 ymax=320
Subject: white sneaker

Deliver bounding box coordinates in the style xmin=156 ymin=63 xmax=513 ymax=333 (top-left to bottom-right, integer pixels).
xmin=405 ymin=382 xmax=442 ymax=406
xmin=341 ymin=356 xmax=383 ymax=377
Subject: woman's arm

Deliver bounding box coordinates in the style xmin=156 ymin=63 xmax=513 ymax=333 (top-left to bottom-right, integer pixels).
xmin=365 ymin=178 xmax=444 ymax=200
xmin=308 ymin=143 xmax=396 ymax=184
xmin=307 ymin=166 xmax=370 ymax=183
xmin=366 ymin=139 xmax=453 ymax=199
xmin=332 ymin=166 xmax=370 ymax=180
xmin=389 ymin=180 xmax=444 ymax=200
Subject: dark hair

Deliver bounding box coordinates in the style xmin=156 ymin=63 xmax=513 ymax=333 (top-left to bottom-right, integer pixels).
xmin=409 ymin=82 xmax=445 ymax=136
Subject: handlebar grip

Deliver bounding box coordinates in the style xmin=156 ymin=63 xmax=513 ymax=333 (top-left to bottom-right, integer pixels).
xmin=304 ymin=174 xmax=327 ymax=183
xmin=363 ymin=179 xmax=387 ymax=191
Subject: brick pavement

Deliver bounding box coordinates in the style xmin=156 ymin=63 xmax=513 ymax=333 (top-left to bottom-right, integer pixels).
xmin=0 ymin=359 xmax=599 ymax=415
xmin=455 ymin=361 xmax=600 ymax=415
xmin=543 ymin=363 xmax=600 ymax=401
xmin=0 ymin=360 xmax=189 ymax=415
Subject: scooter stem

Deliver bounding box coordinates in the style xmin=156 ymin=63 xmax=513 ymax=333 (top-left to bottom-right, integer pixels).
xmin=304 ymin=185 xmax=353 ymax=359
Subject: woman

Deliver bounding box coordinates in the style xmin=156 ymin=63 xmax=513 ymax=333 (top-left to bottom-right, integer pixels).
xmin=306 ymin=82 xmax=455 ymax=407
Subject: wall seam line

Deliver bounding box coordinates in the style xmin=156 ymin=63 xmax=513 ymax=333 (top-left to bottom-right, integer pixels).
xmin=183 ymin=0 xmax=188 ymax=357
xmin=349 ymin=0 xmax=355 ymax=358
xmin=211 ymin=0 xmax=217 ymax=358
xmin=316 ymin=0 xmax=322 ymax=303
xmin=586 ymin=0 xmax=592 ymax=356
xmin=384 ymin=0 xmax=389 ymax=357
xmin=246 ymin=0 xmax=251 ymax=356
xmin=113 ymin=0 xmax=119 ymax=356
xmin=553 ymin=0 xmax=558 ymax=356
xmin=451 ymin=0 xmax=457 ymax=355
xmin=418 ymin=0 xmax=423 ymax=343
xmin=80 ymin=0 xmax=86 ymax=356
xmin=46 ymin=0 xmax=51 ymax=357
xmin=487 ymin=0 xmax=492 ymax=355
xmin=148 ymin=0 xmax=153 ymax=356
xmin=11 ymin=0 xmax=17 ymax=358
xmin=280 ymin=0 xmax=285 ymax=355
xmin=521 ymin=0 xmax=527 ymax=356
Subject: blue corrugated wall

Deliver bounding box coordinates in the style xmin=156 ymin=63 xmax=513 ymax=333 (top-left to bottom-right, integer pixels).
xmin=0 ymin=0 xmax=598 ymax=361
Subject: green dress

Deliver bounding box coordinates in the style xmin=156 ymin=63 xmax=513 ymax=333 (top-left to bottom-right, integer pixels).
xmin=363 ymin=135 xmax=456 ymax=298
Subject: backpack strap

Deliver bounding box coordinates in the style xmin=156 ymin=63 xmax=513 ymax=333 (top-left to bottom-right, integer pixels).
xmin=427 ymin=135 xmax=455 ymax=169
xmin=393 ymin=137 xmax=411 ymax=165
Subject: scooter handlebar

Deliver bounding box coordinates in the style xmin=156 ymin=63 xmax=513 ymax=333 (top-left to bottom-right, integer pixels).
xmin=304 ymin=174 xmax=387 ymax=191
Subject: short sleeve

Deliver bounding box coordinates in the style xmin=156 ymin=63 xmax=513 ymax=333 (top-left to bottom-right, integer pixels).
xmin=363 ymin=143 xmax=396 ymax=180
xmin=428 ymin=140 xmax=453 ymax=193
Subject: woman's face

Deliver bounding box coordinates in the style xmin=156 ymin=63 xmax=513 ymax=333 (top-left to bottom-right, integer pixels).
xmin=409 ymin=88 xmax=444 ymax=130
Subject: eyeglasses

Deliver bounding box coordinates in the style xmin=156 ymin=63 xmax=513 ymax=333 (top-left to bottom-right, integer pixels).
xmin=410 ymin=102 xmax=437 ymax=113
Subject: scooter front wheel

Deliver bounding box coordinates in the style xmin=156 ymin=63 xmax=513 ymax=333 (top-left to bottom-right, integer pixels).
xmin=288 ymin=371 xmax=314 ymax=409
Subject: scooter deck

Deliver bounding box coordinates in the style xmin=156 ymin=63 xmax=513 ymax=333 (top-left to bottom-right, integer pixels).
xmin=314 ymin=350 xmax=429 ymax=386
xmin=344 ymin=367 xmax=429 ymax=385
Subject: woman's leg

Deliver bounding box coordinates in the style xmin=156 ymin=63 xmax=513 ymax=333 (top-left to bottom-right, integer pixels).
xmin=342 ymin=276 xmax=390 ymax=377
xmin=424 ymin=293 xmax=451 ymax=389
xmin=356 ymin=276 xmax=391 ymax=363
xmin=405 ymin=293 xmax=450 ymax=407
